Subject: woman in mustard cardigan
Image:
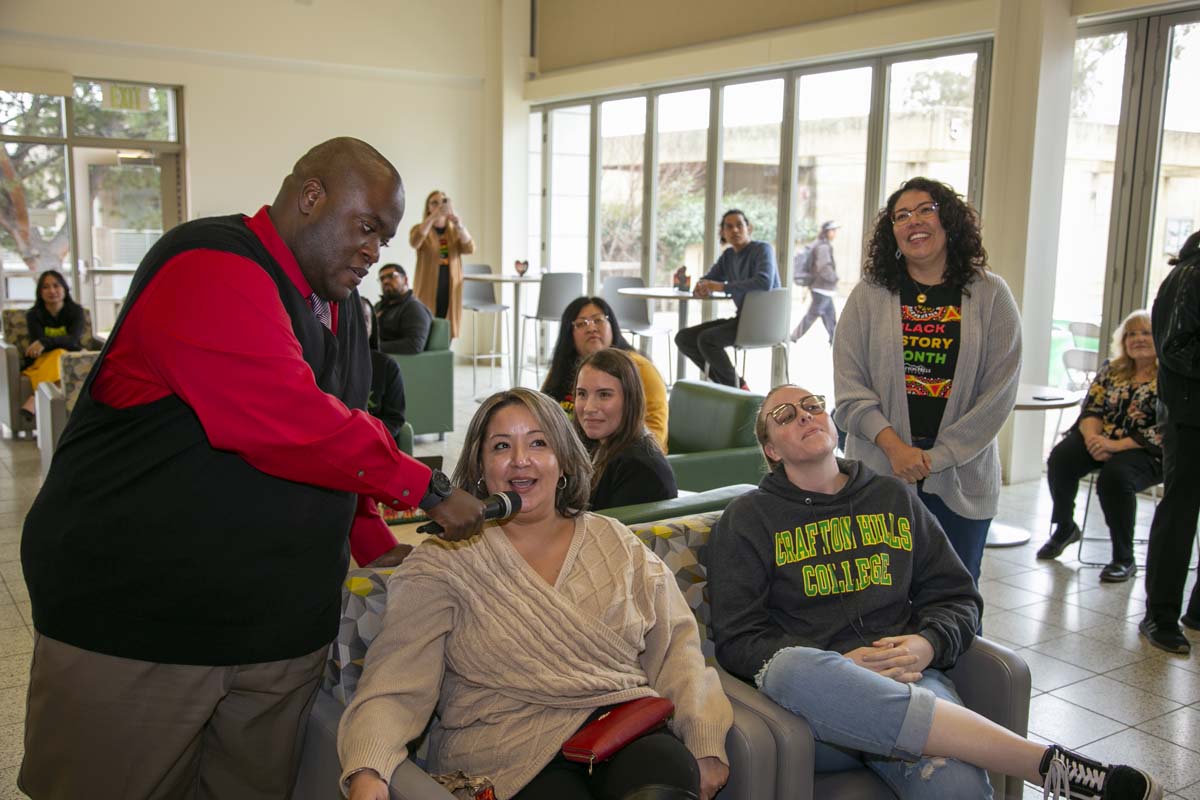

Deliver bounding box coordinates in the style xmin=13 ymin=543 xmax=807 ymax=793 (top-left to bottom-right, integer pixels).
xmin=409 ymin=190 xmax=475 ymax=339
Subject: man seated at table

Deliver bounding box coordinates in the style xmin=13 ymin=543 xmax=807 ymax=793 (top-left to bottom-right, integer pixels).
xmin=375 ymin=263 xmax=432 ymax=354
xmin=675 ymin=209 xmax=779 ymax=389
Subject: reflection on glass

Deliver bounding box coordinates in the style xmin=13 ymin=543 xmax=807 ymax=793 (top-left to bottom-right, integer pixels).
xmin=1147 ymin=21 xmax=1200 ymax=300
xmin=883 ymin=53 xmax=978 ymax=197
xmin=795 ymin=67 xmax=871 ymax=288
xmin=527 ymin=112 xmax=543 ymax=274
xmin=655 ymin=88 xmax=709 ymax=287
xmin=721 ymin=79 xmax=783 ymax=251
xmin=1051 ymin=33 xmax=1127 ymax=397
xmin=599 ymin=97 xmax=646 ymax=289
xmin=0 ymin=92 xmax=64 ymax=138
xmin=0 ymin=143 xmax=71 ymax=291
xmin=73 ymin=80 xmax=178 ymax=142
xmin=75 ymin=147 xmax=164 ymax=330
xmin=549 ymin=106 xmax=591 ymax=275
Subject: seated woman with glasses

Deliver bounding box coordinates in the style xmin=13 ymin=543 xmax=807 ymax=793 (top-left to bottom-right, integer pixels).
xmin=707 ymin=384 xmax=1161 ymax=800
xmin=542 ymin=296 xmax=669 ymax=451
xmin=1037 ymin=310 xmax=1161 ymax=583
xmin=573 ymin=348 xmax=677 ymax=511
xmin=833 ymin=177 xmax=1021 ymax=583
xmin=338 ymin=388 xmax=731 ymax=800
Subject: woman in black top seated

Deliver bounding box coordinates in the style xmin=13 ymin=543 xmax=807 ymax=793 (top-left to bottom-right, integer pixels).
xmin=573 ymin=348 xmax=677 ymax=511
xmin=21 ymin=270 xmax=85 ymax=420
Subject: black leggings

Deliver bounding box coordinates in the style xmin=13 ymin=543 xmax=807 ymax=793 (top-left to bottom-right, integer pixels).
xmin=1046 ymin=428 xmax=1162 ymax=564
xmin=436 ymin=264 xmax=451 ymax=319
xmin=512 ymin=731 xmax=699 ymax=800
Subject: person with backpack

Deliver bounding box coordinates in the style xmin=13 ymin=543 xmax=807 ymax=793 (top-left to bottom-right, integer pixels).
xmin=790 ymin=220 xmax=840 ymax=345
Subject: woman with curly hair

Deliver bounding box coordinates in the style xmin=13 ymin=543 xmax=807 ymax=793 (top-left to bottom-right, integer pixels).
xmin=832 ymin=177 xmax=1021 ymax=582
xmin=541 ymin=296 xmax=669 ymax=451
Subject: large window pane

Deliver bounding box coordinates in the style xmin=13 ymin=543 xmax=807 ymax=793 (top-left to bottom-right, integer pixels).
xmin=721 ymin=79 xmax=782 ymax=249
xmin=599 ymin=97 xmax=646 ymax=290
xmin=655 ymin=88 xmax=709 ymax=287
xmin=73 ymin=80 xmax=178 ymax=142
xmin=883 ymin=52 xmax=978 ymax=197
xmin=1050 ymin=33 xmax=1128 ymax=402
xmin=548 ymin=105 xmax=591 ymax=276
xmin=527 ymin=112 xmax=543 ymax=274
xmin=795 ymin=67 xmax=872 ymax=287
xmin=0 ymin=142 xmax=71 ymax=308
xmin=1 ymin=91 xmax=64 ymax=138
xmin=1147 ymin=21 xmax=1200 ymax=301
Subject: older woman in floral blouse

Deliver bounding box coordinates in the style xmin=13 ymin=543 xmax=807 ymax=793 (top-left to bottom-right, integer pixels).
xmin=1037 ymin=310 xmax=1162 ymax=582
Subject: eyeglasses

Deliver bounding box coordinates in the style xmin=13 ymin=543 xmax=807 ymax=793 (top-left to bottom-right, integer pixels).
xmin=768 ymin=395 xmax=827 ymax=425
xmin=571 ymin=315 xmax=610 ymax=331
xmin=891 ymin=202 xmax=939 ymax=226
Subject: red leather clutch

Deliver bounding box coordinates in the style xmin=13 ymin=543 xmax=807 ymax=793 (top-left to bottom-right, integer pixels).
xmin=562 ymin=697 xmax=675 ymax=772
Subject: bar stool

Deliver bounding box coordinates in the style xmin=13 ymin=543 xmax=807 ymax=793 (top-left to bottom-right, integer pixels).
xmin=520 ymin=272 xmax=582 ymax=384
xmin=461 ymin=264 xmax=509 ymax=396
xmin=729 ymin=288 xmax=791 ymax=384
xmin=601 ymin=275 xmax=674 ymax=384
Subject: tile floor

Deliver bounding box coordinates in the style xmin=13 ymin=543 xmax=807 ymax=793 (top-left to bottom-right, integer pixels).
xmin=0 ymin=363 xmax=1198 ymax=799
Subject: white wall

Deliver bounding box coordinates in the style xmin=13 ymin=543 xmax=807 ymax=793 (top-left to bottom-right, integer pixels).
xmin=1 ymin=0 xmax=490 ymax=302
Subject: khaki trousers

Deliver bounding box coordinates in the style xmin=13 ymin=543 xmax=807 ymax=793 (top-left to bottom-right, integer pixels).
xmin=19 ymin=633 xmax=327 ymax=800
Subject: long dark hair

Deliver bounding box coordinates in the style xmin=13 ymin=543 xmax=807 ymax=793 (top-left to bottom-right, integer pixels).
xmin=540 ymin=296 xmax=634 ymax=402
xmin=1169 ymin=230 xmax=1200 ymax=266
xmin=864 ymin=177 xmax=988 ymax=295
xmin=33 ymin=270 xmax=80 ymax=316
xmin=571 ymin=348 xmax=655 ymax=490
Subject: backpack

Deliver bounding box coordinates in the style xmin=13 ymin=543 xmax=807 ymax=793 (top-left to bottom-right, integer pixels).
xmin=793 ymin=244 xmax=815 ymax=287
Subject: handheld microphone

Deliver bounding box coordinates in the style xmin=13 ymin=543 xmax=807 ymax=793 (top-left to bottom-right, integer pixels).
xmin=416 ymin=491 xmax=522 ymax=535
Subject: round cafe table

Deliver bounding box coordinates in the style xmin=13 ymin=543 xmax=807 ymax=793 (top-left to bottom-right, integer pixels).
xmin=461 ymin=273 xmax=541 ymax=386
xmin=617 ymin=287 xmax=730 ymax=380
xmin=985 ymin=384 xmax=1085 ymax=548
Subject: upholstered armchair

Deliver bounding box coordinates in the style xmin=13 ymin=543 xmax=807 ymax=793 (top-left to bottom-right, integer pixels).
xmin=294 ymin=513 xmax=779 ymax=800
xmin=665 ymin=381 xmax=766 ymax=492
xmin=1 ymin=307 xmax=104 ymax=439
xmin=35 ymin=350 xmax=102 ymax=477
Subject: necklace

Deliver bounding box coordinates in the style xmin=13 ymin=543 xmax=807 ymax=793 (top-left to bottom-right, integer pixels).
xmin=909 ymin=273 xmax=938 ymax=305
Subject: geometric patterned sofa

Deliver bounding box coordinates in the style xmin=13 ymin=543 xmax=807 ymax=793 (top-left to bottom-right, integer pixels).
xmin=35 ymin=348 xmax=102 ymax=477
xmin=295 ymin=511 xmax=778 ymax=800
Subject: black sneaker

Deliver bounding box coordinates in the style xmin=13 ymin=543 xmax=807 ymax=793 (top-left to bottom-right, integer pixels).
xmin=1139 ymin=618 xmax=1191 ymax=655
xmin=1037 ymin=523 xmax=1082 ymax=560
xmin=1039 ymin=744 xmax=1162 ymax=799
xmin=1181 ymin=612 xmax=1200 ymax=632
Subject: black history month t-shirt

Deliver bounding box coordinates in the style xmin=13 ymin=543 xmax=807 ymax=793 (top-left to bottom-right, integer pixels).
xmin=900 ymin=280 xmax=962 ymax=440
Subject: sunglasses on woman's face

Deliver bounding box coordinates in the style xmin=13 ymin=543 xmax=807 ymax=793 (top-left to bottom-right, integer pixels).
xmin=768 ymin=395 xmax=827 ymax=426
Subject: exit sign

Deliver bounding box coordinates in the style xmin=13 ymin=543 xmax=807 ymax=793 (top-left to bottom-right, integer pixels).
xmin=102 ymin=83 xmax=151 ymax=112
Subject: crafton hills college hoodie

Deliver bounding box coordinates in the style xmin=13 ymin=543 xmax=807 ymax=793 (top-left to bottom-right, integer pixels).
xmin=707 ymin=459 xmax=983 ymax=683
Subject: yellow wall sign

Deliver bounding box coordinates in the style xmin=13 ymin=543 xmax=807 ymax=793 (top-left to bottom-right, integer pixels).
xmin=101 ymin=83 xmax=150 ymax=112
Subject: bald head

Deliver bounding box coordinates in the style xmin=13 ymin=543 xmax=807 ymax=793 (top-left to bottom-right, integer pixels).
xmin=270 ymin=138 xmax=406 ymax=302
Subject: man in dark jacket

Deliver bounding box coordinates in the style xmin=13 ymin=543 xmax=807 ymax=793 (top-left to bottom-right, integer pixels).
xmin=1140 ymin=230 xmax=1200 ymax=655
xmin=376 ymin=262 xmax=432 ymax=354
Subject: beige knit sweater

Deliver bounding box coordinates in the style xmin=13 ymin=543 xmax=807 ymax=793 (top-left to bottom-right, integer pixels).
xmin=337 ymin=512 xmax=732 ymax=799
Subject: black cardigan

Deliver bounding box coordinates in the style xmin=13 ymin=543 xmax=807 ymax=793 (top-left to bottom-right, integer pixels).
xmin=590 ymin=435 xmax=677 ymax=511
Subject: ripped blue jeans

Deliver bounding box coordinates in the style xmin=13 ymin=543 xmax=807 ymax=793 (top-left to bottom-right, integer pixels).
xmin=757 ymin=646 xmax=993 ymax=799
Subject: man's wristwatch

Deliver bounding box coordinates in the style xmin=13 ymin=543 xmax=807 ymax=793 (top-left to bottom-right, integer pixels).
xmin=419 ymin=468 xmax=454 ymax=510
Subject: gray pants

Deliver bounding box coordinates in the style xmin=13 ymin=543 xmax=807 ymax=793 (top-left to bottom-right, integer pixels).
xmin=791 ymin=292 xmax=837 ymax=344
xmin=20 ymin=633 xmax=326 ymax=800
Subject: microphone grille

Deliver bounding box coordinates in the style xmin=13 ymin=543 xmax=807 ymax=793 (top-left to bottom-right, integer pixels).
xmin=501 ymin=490 xmax=522 ymax=516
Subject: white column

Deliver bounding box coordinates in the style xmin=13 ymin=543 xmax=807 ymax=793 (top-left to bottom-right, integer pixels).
xmin=981 ymin=0 xmax=1076 ymax=484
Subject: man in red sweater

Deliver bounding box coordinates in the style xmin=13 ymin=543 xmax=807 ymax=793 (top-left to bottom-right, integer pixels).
xmin=19 ymin=138 xmax=483 ymax=799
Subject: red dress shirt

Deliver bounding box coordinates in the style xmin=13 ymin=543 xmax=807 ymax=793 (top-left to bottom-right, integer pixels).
xmin=92 ymin=206 xmax=429 ymax=564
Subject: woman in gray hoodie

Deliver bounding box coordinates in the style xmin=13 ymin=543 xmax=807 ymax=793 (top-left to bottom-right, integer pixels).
xmin=707 ymin=384 xmax=1160 ymax=800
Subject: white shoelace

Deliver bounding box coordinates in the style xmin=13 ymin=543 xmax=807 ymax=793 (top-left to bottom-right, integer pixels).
xmin=1042 ymin=752 xmax=1106 ymax=799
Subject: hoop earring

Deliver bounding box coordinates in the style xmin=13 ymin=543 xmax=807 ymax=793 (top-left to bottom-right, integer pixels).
xmin=476 ymin=477 xmax=486 ymax=493
xmin=895 ymin=247 xmax=903 ymax=260
xmin=557 ymin=475 xmax=568 ymax=490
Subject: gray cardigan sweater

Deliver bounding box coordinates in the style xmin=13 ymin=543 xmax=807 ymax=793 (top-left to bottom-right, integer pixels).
xmin=832 ymin=270 xmax=1021 ymax=520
